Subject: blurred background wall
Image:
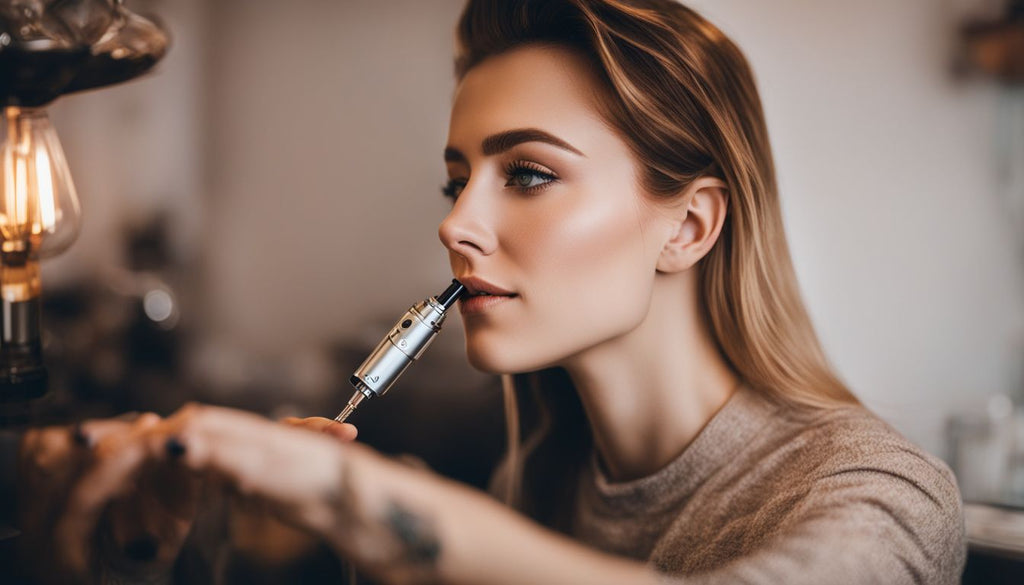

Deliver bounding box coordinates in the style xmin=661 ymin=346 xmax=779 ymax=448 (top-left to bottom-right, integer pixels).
xmin=40 ymin=0 xmax=1024 ymax=463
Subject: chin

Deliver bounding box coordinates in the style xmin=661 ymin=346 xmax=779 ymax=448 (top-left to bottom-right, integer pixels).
xmin=464 ymin=342 xmax=516 ymax=374
xmin=461 ymin=326 xmax=508 ymax=373
xmin=463 ymin=334 xmax=564 ymax=375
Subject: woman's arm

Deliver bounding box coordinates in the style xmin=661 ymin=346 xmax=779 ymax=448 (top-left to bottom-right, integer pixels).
xmin=335 ymin=445 xmax=652 ymax=585
xmin=57 ymin=404 xmax=662 ymax=585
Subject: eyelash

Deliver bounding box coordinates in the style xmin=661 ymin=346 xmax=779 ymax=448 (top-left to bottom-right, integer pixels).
xmin=441 ymin=160 xmax=558 ymax=200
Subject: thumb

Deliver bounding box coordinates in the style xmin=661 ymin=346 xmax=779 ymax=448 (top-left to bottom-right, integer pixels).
xmin=281 ymin=417 xmax=358 ymax=442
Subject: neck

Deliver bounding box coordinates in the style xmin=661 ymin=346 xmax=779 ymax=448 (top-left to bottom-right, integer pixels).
xmin=562 ymin=271 xmax=739 ymax=482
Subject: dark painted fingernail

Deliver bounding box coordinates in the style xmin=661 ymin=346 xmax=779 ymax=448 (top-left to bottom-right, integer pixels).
xmin=165 ymin=436 xmax=187 ymax=458
xmin=123 ymin=534 xmax=159 ymax=562
xmin=71 ymin=424 xmax=92 ymax=448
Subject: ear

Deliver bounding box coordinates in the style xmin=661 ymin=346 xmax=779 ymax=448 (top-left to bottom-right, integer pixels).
xmin=656 ymin=176 xmax=729 ymax=273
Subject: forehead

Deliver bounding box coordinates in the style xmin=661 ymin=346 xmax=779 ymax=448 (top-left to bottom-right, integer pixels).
xmin=448 ymin=44 xmax=610 ymax=153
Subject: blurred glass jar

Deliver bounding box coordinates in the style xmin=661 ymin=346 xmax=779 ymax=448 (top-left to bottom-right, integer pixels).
xmin=948 ymin=394 xmax=1024 ymax=506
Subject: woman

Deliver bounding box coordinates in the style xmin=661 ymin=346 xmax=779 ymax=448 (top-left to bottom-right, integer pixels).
xmin=29 ymin=0 xmax=965 ymax=583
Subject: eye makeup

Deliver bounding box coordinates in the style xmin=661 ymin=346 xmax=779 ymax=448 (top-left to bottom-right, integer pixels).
xmin=441 ymin=159 xmax=559 ymax=200
xmin=441 ymin=179 xmax=466 ymax=199
xmin=503 ymin=160 xmax=558 ymax=193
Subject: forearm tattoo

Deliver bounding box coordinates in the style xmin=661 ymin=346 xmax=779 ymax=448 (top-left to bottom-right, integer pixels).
xmin=327 ymin=457 xmax=442 ymax=574
xmin=383 ymin=500 xmax=441 ymax=566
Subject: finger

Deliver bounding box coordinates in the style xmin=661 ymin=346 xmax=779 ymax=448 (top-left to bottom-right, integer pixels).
xmin=57 ymin=445 xmax=147 ymax=572
xmin=19 ymin=416 xmax=155 ymax=503
xmin=55 ymin=420 xmax=166 ymax=573
xmin=395 ymin=454 xmax=431 ymax=471
xmin=290 ymin=417 xmax=336 ymax=432
xmin=74 ymin=412 xmax=161 ymax=449
xmin=291 ymin=417 xmax=358 ymax=441
xmin=17 ymin=416 xmax=159 ymax=573
xmin=280 ymin=416 xmax=332 ymax=431
xmin=95 ymin=414 xmax=201 ymax=566
xmin=281 ymin=416 xmax=358 ymax=442
xmin=323 ymin=421 xmax=358 ymax=442
xmin=65 ymin=414 xmax=161 ymax=464
xmin=158 ymin=405 xmax=347 ymax=516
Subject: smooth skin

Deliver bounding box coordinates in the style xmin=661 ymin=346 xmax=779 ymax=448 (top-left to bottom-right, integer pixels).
xmin=29 ymin=44 xmax=739 ymax=584
xmin=441 ymin=44 xmax=738 ymax=481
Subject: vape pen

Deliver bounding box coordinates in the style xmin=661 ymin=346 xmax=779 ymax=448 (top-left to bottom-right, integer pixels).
xmin=333 ymin=279 xmax=465 ymax=423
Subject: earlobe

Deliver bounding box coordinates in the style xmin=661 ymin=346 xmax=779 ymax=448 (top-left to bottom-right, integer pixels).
xmin=655 ymin=176 xmax=729 ymax=274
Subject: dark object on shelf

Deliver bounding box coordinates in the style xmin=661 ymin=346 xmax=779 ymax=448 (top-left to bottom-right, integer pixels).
xmin=0 ymin=0 xmax=170 ymax=107
xmin=961 ymin=0 xmax=1024 ymax=84
xmin=963 ymin=547 xmax=1024 ymax=584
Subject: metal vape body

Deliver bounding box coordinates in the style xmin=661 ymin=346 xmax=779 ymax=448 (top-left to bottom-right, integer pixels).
xmin=334 ymin=279 xmax=464 ymax=423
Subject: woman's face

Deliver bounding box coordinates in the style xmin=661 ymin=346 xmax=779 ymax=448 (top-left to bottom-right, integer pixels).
xmin=440 ymin=44 xmax=673 ymax=373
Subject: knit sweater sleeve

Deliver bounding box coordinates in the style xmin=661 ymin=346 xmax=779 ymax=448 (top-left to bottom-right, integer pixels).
xmin=655 ymin=442 xmax=966 ymax=585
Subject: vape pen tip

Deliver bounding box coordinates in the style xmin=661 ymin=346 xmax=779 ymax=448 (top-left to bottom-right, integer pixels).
xmin=335 ymin=389 xmax=369 ymax=423
xmin=436 ymin=279 xmax=466 ymax=310
xmin=334 ymin=404 xmax=357 ymax=424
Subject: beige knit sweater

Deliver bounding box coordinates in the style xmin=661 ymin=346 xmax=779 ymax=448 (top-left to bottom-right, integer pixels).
xmin=569 ymin=386 xmax=966 ymax=584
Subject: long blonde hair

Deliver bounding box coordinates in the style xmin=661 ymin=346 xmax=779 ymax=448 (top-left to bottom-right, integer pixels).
xmin=455 ymin=0 xmax=857 ymax=528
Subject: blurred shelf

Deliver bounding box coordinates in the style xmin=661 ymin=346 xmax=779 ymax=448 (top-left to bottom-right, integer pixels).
xmin=965 ymin=502 xmax=1024 ymax=557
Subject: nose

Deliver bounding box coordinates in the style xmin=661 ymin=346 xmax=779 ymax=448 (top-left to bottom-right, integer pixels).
xmin=438 ymin=183 xmax=498 ymax=258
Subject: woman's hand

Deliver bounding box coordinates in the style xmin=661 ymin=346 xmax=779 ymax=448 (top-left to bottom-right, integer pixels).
xmin=225 ymin=415 xmax=360 ymax=566
xmin=175 ymin=407 xmax=455 ymax=583
xmin=19 ymin=411 xmax=359 ymax=583
xmin=55 ymin=405 xmax=654 ymax=585
xmin=50 ymin=404 xmax=462 ymax=584
xmin=18 ymin=414 xmax=199 ymax=583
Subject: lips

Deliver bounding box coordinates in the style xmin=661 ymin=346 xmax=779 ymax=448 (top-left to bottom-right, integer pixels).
xmin=458 ymin=276 xmax=517 ymax=297
xmin=457 ymin=276 xmax=518 ymax=315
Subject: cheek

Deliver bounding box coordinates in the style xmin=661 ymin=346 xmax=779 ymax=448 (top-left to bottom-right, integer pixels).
xmin=468 ymin=189 xmax=657 ymax=372
xmin=532 ymin=195 xmax=654 ymax=324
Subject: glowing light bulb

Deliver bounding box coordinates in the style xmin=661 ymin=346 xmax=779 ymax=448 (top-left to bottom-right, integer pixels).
xmin=0 ymin=107 xmax=80 ymax=257
xmin=0 ymin=105 xmax=81 ymax=400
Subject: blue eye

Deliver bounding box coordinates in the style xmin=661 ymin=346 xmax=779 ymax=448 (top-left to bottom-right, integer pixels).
xmin=504 ymin=162 xmax=557 ymax=193
xmin=441 ymin=162 xmax=557 ymax=200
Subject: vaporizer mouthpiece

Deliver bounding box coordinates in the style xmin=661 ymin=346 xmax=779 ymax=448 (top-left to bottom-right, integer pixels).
xmin=435 ymin=279 xmax=465 ymax=309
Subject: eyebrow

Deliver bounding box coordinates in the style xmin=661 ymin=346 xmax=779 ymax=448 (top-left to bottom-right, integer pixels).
xmin=444 ymin=127 xmax=585 ymax=162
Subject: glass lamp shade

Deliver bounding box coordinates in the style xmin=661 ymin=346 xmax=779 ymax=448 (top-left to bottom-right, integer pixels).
xmin=0 ymin=106 xmax=81 ymax=261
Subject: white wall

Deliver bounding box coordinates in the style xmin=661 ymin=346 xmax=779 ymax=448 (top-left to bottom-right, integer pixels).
xmin=201 ymin=0 xmax=465 ymax=352
xmin=45 ymin=0 xmax=1024 ymax=457
xmin=687 ymin=0 xmax=1024 ymax=455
